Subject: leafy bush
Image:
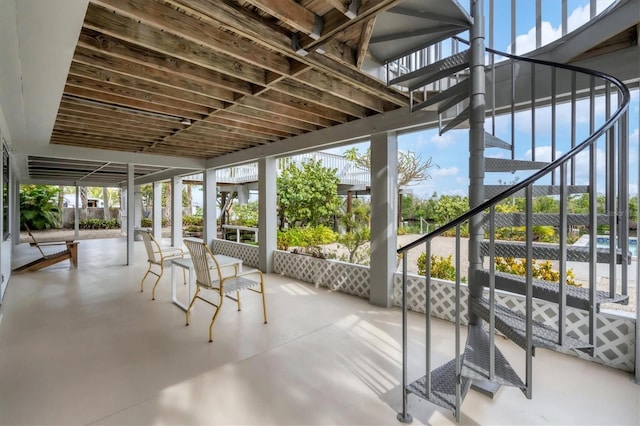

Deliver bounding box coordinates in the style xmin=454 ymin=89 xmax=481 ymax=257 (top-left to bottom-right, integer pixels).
xmin=279 ymin=225 xmax=336 ymax=248
xmin=79 ymin=218 xmax=119 ymax=229
xmin=417 ymin=254 xmax=466 ymax=282
xmin=232 ymin=202 xmax=258 ymax=227
xmin=20 ymin=185 xmax=61 ymax=230
xmin=495 ymin=256 xmax=579 ymax=286
xmin=183 ymin=215 xmax=203 ymax=227
xmin=141 ymin=218 xmax=152 ymax=228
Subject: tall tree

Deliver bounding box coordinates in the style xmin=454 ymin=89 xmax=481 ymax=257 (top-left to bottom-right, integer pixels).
xmin=344 ymin=147 xmax=436 ymax=226
xmin=277 ymin=158 xmax=340 ymax=230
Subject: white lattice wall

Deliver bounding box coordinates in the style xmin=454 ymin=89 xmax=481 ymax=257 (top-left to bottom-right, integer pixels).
xmin=273 ymin=250 xmax=370 ymax=298
xmin=393 ymin=272 xmax=636 ymax=372
xmin=211 ymin=239 xmax=259 ymax=268
xmin=220 ymin=240 xmax=635 ymax=372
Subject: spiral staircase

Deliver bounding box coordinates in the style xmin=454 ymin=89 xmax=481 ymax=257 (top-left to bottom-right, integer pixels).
xmin=385 ymin=0 xmax=635 ymax=422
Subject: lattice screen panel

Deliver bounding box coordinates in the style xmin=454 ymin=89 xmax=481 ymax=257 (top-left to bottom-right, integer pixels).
xmin=212 ymin=239 xmax=259 ymax=268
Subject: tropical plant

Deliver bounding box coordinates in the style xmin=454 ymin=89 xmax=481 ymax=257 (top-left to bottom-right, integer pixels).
xmin=495 ymin=256 xmax=579 ymax=286
xmin=232 ymin=201 xmax=259 ymax=227
xmin=277 ymin=159 xmax=341 ymax=229
xmin=19 ymin=185 xmax=61 ymax=230
xmin=417 ymin=253 xmax=466 ymax=282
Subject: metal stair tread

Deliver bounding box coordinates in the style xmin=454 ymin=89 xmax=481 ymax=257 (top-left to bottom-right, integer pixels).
xmin=470 ymin=297 xmax=592 ymax=351
xmin=407 ymin=359 xmax=471 ymax=415
xmin=411 ymin=79 xmax=469 ymax=112
xmin=461 ymin=324 xmax=526 ymax=389
xmin=441 ymin=105 xmax=470 ymax=134
xmin=479 ymin=240 xmax=631 ymax=264
xmin=482 ymin=212 xmax=609 ymax=227
xmin=389 ymin=50 xmax=469 ymax=89
xmin=474 ymin=269 xmax=629 ymax=311
xmin=485 ymin=157 xmax=549 ymax=172
xmin=484 ymin=133 xmax=511 ymax=150
xmin=484 ymin=184 xmax=589 ymax=198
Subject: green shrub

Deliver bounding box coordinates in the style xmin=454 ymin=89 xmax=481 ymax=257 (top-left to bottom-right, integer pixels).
xmin=141 ymin=218 xmax=152 ymax=228
xmin=78 ymin=218 xmax=119 ymax=229
xmin=183 ymin=215 xmax=203 ymax=227
xmin=495 ymin=256 xmax=579 ymax=286
xmin=20 ymin=185 xmax=61 ymax=230
xmin=417 ymin=253 xmax=466 ymax=282
xmin=279 ymin=225 xmax=337 ymax=248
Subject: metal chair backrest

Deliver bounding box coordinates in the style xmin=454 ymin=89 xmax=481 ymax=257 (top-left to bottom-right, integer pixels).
xmin=140 ymin=230 xmax=160 ymax=264
xmin=184 ymin=239 xmax=223 ymax=290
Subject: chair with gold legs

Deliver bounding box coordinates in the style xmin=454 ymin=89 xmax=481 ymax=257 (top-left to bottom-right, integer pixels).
xmin=139 ymin=230 xmax=185 ymax=300
xmin=184 ymin=238 xmax=267 ymax=343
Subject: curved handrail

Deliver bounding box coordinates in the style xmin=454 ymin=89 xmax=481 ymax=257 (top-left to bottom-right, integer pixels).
xmin=397 ymin=46 xmax=631 ymax=254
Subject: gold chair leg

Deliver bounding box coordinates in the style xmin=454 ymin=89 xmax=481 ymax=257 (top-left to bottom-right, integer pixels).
xmin=236 ymin=290 xmax=241 ymax=311
xmin=259 ymin=280 xmax=268 ymax=324
xmin=186 ymin=286 xmax=200 ymax=326
xmin=209 ymin=294 xmax=224 ymax=343
xmin=151 ymin=267 xmax=164 ymax=300
xmin=140 ymin=263 xmax=153 ymax=292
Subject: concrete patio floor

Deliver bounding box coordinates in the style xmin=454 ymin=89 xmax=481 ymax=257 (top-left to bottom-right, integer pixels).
xmin=0 ymin=238 xmax=638 ymax=425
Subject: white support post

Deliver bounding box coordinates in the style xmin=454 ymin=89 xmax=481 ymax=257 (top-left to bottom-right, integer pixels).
xmin=126 ymin=164 xmax=135 ymax=266
xmin=171 ymin=176 xmax=183 ymax=248
xmin=370 ymin=132 xmax=398 ymax=308
xmin=203 ymin=168 xmax=217 ymax=245
xmin=134 ymin=185 xmax=143 ymax=233
xmin=152 ymin=181 xmax=162 ymax=241
xmin=74 ymin=184 xmax=80 ymax=238
xmin=237 ymin=185 xmax=250 ymax=204
xmin=258 ymin=157 xmax=277 ymax=273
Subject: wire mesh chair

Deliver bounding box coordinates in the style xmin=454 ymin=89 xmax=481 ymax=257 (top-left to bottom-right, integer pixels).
xmin=139 ymin=230 xmax=185 ymax=300
xmin=184 ymin=238 xmax=267 ymax=342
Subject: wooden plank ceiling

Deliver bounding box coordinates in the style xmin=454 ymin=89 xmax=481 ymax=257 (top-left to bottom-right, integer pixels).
xmin=52 ymin=0 xmax=411 ymax=160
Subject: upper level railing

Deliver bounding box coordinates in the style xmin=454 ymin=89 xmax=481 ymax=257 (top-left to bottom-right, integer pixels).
xmin=183 ymin=151 xmax=370 ymax=187
xmin=385 ymin=0 xmax=619 ymax=85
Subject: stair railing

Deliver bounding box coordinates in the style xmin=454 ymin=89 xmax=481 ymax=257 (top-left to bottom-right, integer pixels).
xmin=397 ymin=45 xmax=630 ymax=421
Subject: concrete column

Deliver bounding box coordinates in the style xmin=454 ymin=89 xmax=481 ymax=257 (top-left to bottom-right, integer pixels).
xmin=370 ymin=132 xmax=398 ymax=308
xmin=126 ymin=164 xmax=135 ymax=265
xmin=152 ymin=181 xmax=162 ymax=241
xmin=74 ymin=184 xmax=79 ymax=238
xmin=171 ymin=176 xmax=183 ymax=248
xmin=258 ymin=157 xmax=277 ymax=273
xmin=203 ymin=168 xmax=217 ymax=245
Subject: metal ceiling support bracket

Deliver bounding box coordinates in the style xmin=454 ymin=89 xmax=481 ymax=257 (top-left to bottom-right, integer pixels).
xmin=346 ymin=0 xmax=360 ymax=19
xmin=310 ymin=15 xmax=324 ymax=40
xmin=292 ymin=33 xmax=309 ymax=56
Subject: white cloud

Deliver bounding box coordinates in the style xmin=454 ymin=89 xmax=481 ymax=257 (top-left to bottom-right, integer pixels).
xmin=431 ymin=166 xmax=459 ymax=178
xmin=522 ymin=146 xmax=563 ymax=162
xmin=506 ymin=1 xmax=615 ymax=55
xmin=631 ymin=127 xmax=639 ymax=143
xmin=428 ymin=132 xmax=455 ymax=148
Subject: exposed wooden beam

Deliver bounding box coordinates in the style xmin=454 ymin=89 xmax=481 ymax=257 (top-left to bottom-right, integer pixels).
xmin=226 ymin=104 xmax=318 ymax=132
xmin=78 ymin=30 xmax=254 ymax=96
xmin=214 ymin=110 xmax=305 ymax=136
xmin=59 ymin=97 xmax=183 ymax=127
xmin=318 ymin=39 xmax=356 ymax=67
xmin=237 ymin=96 xmax=332 ymax=127
xmin=244 ymin=0 xmax=321 ymax=38
xmin=357 ymin=18 xmax=376 ymax=69
xmin=259 ymin=90 xmax=348 ymax=123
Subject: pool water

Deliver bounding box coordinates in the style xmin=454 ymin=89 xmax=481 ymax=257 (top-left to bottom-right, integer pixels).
xmin=595 ymin=236 xmax=638 ymax=256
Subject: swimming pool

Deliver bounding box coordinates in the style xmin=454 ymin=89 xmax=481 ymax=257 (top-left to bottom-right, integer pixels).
xmin=595 ymin=235 xmax=638 ymax=256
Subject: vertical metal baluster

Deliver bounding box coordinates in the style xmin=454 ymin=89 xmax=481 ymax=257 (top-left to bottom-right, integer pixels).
xmin=558 ymin=163 xmax=568 ymax=346
xmin=562 ymin=0 xmax=568 ymax=36
xmin=590 ymin=0 xmax=596 ymax=19
xmin=606 ymin=82 xmax=617 ymax=297
xmin=490 ymin=0 xmax=496 ymax=135
xmin=425 ymin=242 xmax=432 ymax=398
xmin=511 ymin=59 xmax=516 ymax=160
xmin=397 ymin=251 xmax=412 ymax=423
xmin=636 ymin=92 xmax=640 ymax=385
xmin=386 ymin=62 xmax=390 ymax=86
xmin=535 ymin=0 xmax=541 ymax=49
xmin=531 ymin=62 xmax=536 ymax=161
xmin=511 ymin=0 xmax=516 ymax=54
xmin=455 ymin=225 xmax=461 ymax=422
xmin=551 ymin=67 xmax=557 ymax=185
xmin=489 ymin=206 xmax=496 ymax=381
xmin=589 ymin=142 xmax=598 ymax=349
xmin=525 ymin=185 xmax=533 ymax=399
xmin=619 ymin=110 xmax=629 ymax=296
xmin=571 ymin=73 xmax=577 ymax=185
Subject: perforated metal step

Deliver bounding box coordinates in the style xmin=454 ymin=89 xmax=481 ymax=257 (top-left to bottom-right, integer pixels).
xmin=407 ymin=359 xmax=471 ymax=416
xmin=485 ymin=157 xmax=549 ymax=172
xmin=389 ymin=50 xmax=469 ymax=90
xmin=441 ymin=105 xmax=470 ymax=134
xmin=479 ymin=240 xmax=631 ymax=264
xmin=484 ymin=133 xmax=511 ymax=150
xmin=482 ymin=212 xmax=608 ymax=227
xmin=484 ymin=184 xmax=589 ymax=198
xmin=474 ymin=269 xmax=629 ymax=311
xmin=469 ymin=297 xmax=592 ymax=352
xmin=461 ymin=324 xmax=526 ymax=389
xmin=411 ymin=79 xmax=469 ymax=112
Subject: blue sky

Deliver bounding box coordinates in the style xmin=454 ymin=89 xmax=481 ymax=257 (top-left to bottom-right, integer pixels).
xmin=323 ymin=0 xmax=639 ymax=199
